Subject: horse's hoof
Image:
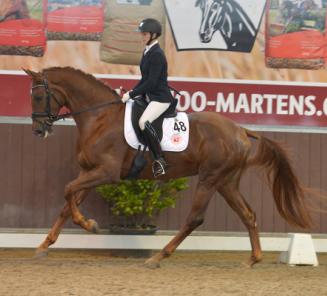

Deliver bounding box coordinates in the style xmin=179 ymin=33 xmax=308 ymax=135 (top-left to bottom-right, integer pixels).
xmin=34 ymin=249 xmax=48 ymax=259
xmin=144 ymin=258 xmax=160 ymax=269
xmin=88 ymin=219 xmax=100 ymax=234
xmin=242 ymin=256 xmax=262 ymax=268
xmin=241 ymin=260 xmax=253 ymax=268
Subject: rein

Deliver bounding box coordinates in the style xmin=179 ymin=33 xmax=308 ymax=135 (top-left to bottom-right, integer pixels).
xmin=31 ymin=78 xmax=122 ymax=124
xmin=55 ymin=100 xmax=123 ymax=121
xmin=31 ymin=77 xmax=178 ymax=125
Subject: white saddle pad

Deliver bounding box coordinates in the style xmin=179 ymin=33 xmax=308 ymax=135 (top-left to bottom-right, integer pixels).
xmin=124 ymin=100 xmax=189 ymax=152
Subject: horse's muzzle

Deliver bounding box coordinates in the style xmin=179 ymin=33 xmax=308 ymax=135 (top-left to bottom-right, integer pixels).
xmin=33 ymin=128 xmax=50 ymax=138
xmin=199 ymin=32 xmax=212 ymax=43
xmin=32 ymin=121 xmax=52 ymax=138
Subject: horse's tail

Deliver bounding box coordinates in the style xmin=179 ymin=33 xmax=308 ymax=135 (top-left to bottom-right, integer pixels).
xmin=244 ymin=128 xmax=312 ymax=229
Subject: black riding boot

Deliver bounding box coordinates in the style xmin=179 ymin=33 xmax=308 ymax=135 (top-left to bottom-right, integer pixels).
xmin=142 ymin=121 xmax=167 ymax=177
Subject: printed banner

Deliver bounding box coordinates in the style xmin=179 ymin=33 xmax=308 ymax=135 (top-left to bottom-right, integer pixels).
xmin=164 ymin=0 xmax=266 ymax=52
xmin=266 ymin=0 xmax=326 ymax=69
xmin=47 ymin=0 xmax=104 ymax=41
xmin=1 ymin=73 xmax=327 ymax=128
xmin=0 ymin=0 xmax=47 ymax=57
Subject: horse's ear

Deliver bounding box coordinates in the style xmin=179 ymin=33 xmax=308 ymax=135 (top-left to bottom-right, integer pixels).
xmin=22 ymin=68 xmax=40 ymax=79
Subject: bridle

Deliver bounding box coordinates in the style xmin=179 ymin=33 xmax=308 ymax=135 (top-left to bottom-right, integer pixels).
xmin=31 ymin=77 xmax=122 ymax=126
xmin=31 ymin=78 xmax=64 ymax=126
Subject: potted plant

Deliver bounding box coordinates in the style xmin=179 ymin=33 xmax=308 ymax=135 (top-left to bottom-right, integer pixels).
xmin=96 ymin=178 xmax=188 ymax=235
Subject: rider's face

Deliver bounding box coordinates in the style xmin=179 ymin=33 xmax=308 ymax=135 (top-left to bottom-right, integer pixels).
xmin=140 ymin=32 xmax=151 ymax=45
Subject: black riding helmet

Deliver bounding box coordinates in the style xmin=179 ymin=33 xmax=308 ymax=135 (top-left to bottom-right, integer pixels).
xmin=137 ymin=18 xmax=162 ymax=44
xmin=137 ymin=18 xmax=162 ymax=36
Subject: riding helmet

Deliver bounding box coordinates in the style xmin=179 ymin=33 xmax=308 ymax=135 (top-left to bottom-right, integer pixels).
xmin=137 ymin=18 xmax=162 ymax=37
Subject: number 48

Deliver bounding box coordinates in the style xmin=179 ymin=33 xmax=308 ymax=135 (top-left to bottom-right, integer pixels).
xmin=174 ymin=121 xmax=187 ymax=132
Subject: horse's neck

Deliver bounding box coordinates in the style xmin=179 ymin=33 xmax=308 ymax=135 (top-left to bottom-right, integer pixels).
xmin=220 ymin=1 xmax=256 ymax=51
xmin=55 ymin=73 xmax=118 ymax=133
xmin=54 ymin=72 xmax=108 ymax=107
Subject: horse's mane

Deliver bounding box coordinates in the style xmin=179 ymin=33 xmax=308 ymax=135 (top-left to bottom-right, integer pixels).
xmin=43 ymin=67 xmax=119 ymax=96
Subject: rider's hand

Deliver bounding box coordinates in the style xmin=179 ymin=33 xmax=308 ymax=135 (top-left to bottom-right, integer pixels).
xmin=121 ymin=91 xmax=130 ymax=103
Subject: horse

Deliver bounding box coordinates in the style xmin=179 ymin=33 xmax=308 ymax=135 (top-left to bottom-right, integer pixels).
xmin=24 ymin=67 xmax=314 ymax=268
xmin=0 ymin=0 xmax=29 ymax=22
xmin=195 ymin=0 xmax=257 ymax=52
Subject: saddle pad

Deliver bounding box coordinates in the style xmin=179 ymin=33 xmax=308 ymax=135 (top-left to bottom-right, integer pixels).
xmin=124 ymin=100 xmax=189 ymax=152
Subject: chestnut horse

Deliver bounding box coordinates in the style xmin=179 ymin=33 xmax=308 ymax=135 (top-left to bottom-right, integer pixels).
xmin=25 ymin=67 xmax=313 ymax=268
xmin=0 ymin=0 xmax=29 ymax=22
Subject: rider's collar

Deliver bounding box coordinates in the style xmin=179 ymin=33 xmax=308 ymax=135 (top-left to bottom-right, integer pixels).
xmin=144 ymin=40 xmax=158 ymax=55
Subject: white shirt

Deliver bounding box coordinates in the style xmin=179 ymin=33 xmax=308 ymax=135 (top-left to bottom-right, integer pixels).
xmin=144 ymin=40 xmax=159 ymax=55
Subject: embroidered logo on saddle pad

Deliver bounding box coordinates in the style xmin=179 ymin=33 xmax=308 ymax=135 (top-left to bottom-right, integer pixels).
xmin=124 ymin=100 xmax=189 ymax=152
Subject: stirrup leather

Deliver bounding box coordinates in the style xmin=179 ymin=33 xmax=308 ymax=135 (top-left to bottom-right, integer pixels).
xmin=152 ymin=159 xmax=166 ymax=177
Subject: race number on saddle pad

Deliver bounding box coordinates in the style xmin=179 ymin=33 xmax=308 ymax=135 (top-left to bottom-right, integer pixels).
xmin=124 ymin=100 xmax=189 ymax=152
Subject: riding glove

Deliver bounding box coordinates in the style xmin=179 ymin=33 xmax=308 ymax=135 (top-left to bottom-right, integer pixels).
xmin=121 ymin=91 xmax=131 ymax=103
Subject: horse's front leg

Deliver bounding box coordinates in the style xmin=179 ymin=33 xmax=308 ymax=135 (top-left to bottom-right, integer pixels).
xmin=35 ymin=189 xmax=89 ymax=258
xmin=64 ymin=167 xmax=119 ymax=232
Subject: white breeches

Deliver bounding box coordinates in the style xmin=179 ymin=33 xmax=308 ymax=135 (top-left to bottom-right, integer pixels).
xmin=139 ymin=101 xmax=171 ymax=130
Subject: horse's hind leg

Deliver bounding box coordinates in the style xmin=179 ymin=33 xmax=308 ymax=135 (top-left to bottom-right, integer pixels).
xmin=35 ymin=189 xmax=89 ymax=258
xmin=145 ymin=180 xmax=215 ymax=269
xmin=218 ymin=182 xmax=262 ymax=267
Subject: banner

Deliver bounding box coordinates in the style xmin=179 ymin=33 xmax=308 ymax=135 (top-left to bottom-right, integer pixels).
xmin=1 ymin=72 xmax=327 ymax=128
xmin=0 ymin=1 xmax=327 ymax=131
xmin=100 ymin=0 xmax=165 ymax=65
xmin=266 ymin=0 xmax=326 ymax=69
xmin=47 ymin=0 xmax=104 ymax=41
xmin=0 ymin=0 xmax=47 ymax=57
xmin=164 ymin=0 xmax=266 ymax=52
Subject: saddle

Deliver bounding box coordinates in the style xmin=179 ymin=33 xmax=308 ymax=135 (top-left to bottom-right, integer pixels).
xmin=131 ymin=97 xmax=178 ymax=145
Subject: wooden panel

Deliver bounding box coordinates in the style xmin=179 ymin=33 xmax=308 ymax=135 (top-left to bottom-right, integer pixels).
xmin=20 ymin=125 xmax=46 ymax=228
xmin=2 ymin=125 xmax=23 ymax=227
xmin=274 ymin=132 xmax=288 ymax=233
xmin=0 ymin=125 xmax=9 ymax=225
xmin=321 ymin=135 xmax=327 ymax=232
xmin=308 ymin=133 xmax=322 ymax=233
xmin=0 ymin=123 xmax=327 ymax=234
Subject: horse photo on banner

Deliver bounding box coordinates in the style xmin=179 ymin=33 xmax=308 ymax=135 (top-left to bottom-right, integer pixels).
xmin=0 ymin=0 xmax=47 ymax=57
xmin=164 ymin=0 xmax=266 ymax=52
xmin=265 ymin=0 xmax=326 ymax=70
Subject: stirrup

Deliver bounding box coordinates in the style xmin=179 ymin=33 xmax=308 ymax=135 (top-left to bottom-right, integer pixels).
xmin=152 ymin=159 xmax=167 ymax=177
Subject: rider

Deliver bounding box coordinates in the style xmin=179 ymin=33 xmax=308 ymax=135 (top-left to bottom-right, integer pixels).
xmin=121 ymin=18 xmax=174 ymax=177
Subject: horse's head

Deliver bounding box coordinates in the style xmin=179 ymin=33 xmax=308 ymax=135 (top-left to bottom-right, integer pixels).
xmin=195 ymin=0 xmax=225 ymax=43
xmin=24 ymin=69 xmax=64 ymax=138
xmin=0 ymin=0 xmax=29 ymax=22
